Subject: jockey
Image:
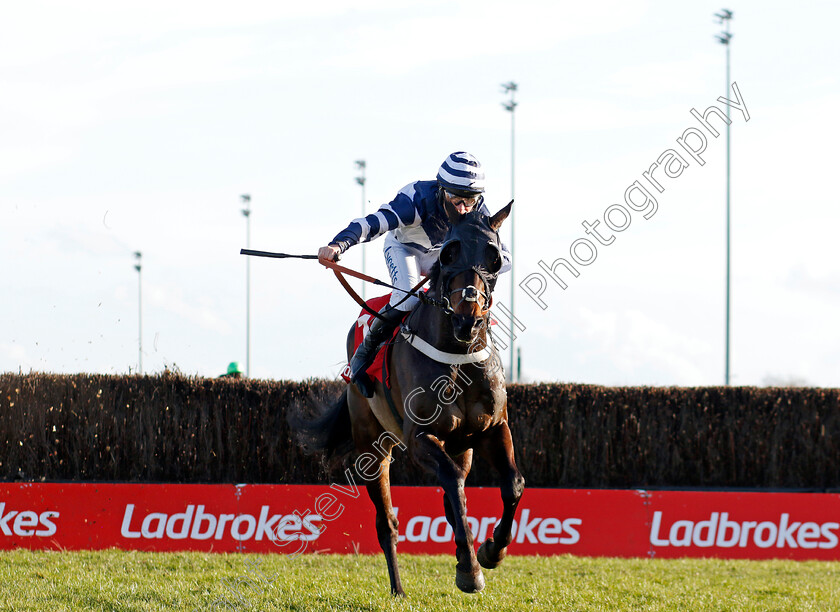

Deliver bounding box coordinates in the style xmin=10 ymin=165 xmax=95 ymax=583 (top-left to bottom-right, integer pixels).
xmin=318 ymin=151 xmax=512 ymax=398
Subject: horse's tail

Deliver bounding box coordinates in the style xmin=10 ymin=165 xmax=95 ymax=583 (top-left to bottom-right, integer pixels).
xmin=287 ymin=386 xmax=354 ymax=460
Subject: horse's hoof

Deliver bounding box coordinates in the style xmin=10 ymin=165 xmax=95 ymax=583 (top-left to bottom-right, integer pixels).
xmin=477 ymin=539 xmax=506 ymax=570
xmin=455 ymin=568 xmax=485 ymax=593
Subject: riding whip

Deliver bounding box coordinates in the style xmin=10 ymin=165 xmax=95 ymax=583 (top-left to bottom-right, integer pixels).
xmin=239 ymin=249 xmax=318 ymax=260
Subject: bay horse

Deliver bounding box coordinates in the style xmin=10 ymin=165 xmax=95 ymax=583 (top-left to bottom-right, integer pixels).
xmin=290 ymin=199 xmax=524 ymax=595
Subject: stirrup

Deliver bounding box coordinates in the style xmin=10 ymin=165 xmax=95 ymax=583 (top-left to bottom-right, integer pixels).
xmin=349 ymin=307 xmax=404 ymax=398
xmin=350 ymin=341 xmax=379 ymax=398
xmin=352 ymin=371 xmax=376 ymax=398
xmin=350 ymin=347 xmax=377 ymax=397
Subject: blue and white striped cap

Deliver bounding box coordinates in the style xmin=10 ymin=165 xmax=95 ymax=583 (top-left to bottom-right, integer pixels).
xmin=436 ymin=151 xmax=485 ymax=196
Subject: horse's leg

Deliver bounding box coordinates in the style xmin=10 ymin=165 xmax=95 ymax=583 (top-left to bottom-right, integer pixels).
xmin=475 ymin=422 xmax=525 ymax=570
xmin=347 ymin=390 xmax=404 ymax=596
xmin=412 ymin=433 xmax=484 ymax=593
xmin=442 ymin=449 xmax=473 ymax=535
xmin=365 ymin=452 xmax=404 ymax=596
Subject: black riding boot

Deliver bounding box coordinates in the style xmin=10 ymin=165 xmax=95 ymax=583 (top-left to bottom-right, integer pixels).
xmin=350 ymin=306 xmax=405 ymax=398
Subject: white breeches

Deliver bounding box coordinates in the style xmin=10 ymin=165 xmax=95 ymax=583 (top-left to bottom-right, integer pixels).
xmin=382 ymin=233 xmax=438 ymax=311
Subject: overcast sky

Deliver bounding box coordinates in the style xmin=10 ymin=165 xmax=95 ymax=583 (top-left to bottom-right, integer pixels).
xmin=3 ymin=1 xmax=839 ymax=387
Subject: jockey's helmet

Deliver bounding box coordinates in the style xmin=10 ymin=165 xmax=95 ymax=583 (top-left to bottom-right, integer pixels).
xmin=436 ymin=152 xmax=485 ymax=197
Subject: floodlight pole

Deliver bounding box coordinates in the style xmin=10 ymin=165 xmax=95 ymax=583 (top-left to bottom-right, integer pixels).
xmin=241 ymin=194 xmax=251 ymax=377
xmin=715 ymin=10 xmax=733 ymax=385
xmin=502 ymin=81 xmax=518 ymax=383
xmin=134 ymin=251 xmax=143 ymax=374
xmin=355 ymin=160 xmax=367 ymax=300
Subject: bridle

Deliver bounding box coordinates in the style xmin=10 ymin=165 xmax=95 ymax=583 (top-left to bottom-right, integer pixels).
xmin=435 ymin=229 xmax=502 ymax=320
xmin=442 ymin=267 xmax=494 ymax=317
xmin=397 ymin=209 xmax=511 ymax=358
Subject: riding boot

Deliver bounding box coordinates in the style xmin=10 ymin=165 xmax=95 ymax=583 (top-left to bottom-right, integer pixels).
xmin=350 ymin=306 xmax=405 ymax=398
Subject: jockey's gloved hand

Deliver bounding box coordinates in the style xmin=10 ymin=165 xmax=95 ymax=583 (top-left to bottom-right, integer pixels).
xmin=318 ymin=244 xmax=341 ymax=265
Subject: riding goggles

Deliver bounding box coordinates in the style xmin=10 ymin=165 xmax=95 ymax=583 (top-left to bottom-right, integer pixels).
xmin=444 ymin=190 xmax=480 ymax=209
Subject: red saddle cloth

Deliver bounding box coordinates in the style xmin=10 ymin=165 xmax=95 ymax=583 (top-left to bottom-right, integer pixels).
xmin=340 ymin=294 xmax=405 ymax=386
xmin=338 ymin=291 xmax=499 ymax=385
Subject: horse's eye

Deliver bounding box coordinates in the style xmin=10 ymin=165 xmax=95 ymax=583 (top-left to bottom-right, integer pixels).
xmin=485 ymin=244 xmax=502 ymax=274
xmin=440 ymin=240 xmax=461 ymax=267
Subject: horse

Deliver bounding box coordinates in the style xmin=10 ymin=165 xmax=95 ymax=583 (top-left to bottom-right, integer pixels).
xmin=289 ymin=199 xmax=524 ymax=596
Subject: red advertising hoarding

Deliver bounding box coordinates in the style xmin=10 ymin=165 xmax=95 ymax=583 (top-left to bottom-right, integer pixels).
xmin=1 ymin=483 xmax=838 ymax=560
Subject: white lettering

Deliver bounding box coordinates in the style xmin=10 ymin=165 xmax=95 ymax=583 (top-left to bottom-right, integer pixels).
xmin=231 ymin=515 xmax=256 ymax=541
xmin=797 ymin=522 xmax=820 ymax=549
xmin=215 ymin=514 xmax=235 ymax=540
xmin=560 ymin=518 xmax=581 ymax=545
xmin=14 ymin=511 xmax=39 ymax=536
xmin=649 ymin=511 xmax=669 ymax=547
xmin=515 ymin=509 xmax=541 ymax=544
xmin=406 ymin=516 xmax=431 ymax=542
xmin=255 ymin=506 xmax=281 ymax=541
xmin=300 ymin=514 xmax=323 ymax=541
xmin=670 ymin=520 xmax=693 ymax=547
xmin=715 ymin=512 xmax=740 ymax=548
xmin=0 ymin=503 xmax=18 ymax=536
xmin=776 ymin=513 xmax=800 ymax=548
xmin=36 ymin=511 xmax=59 ymax=537
xmin=820 ymin=522 xmax=839 ymax=550
xmin=141 ymin=513 xmax=166 ymax=539
xmin=739 ymin=521 xmax=757 ymax=547
xmin=120 ymin=504 xmax=141 ymax=539
xmin=538 ymin=518 xmax=562 ymax=544
xmin=165 ymin=505 xmax=194 ymax=540
xmin=190 ymin=505 xmax=217 ymax=540
xmin=753 ymin=521 xmax=778 ymax=548
xmin=274 ymin=515 xmax=301 ymax=540
xmin=692 ymin=512 xmax=718 ymax=547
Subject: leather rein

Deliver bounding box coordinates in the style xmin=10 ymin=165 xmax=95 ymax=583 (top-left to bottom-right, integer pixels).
xmin=238 ymin=248 xmax=493 ymax=322
xmin=320 ymin=259 xmax=442 ymax=321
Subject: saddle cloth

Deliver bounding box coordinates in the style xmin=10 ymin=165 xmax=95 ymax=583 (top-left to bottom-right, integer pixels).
xmin=340 ymin=294 xmax=404 ymax=387
xmin=339 ymin=292 xmax=500 ymax=385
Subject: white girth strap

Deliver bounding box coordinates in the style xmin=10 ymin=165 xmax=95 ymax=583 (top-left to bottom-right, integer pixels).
xmin=401 ymin=330 xmax=494 ymax=365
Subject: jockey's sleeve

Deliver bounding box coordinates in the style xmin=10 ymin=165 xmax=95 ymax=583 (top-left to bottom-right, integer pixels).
xmin=329 ymin=184 xmax=422 ymax=253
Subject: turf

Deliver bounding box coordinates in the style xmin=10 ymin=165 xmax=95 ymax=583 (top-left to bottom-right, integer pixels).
xmin=0 ymin=550 xmax=838 ymax=611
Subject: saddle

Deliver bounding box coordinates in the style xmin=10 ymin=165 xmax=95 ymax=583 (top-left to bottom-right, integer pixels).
xmin=340 ymin=294 xmax=406 ymax=389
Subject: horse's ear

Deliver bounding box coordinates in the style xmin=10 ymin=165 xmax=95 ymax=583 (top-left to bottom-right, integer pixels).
xmin=443 ymin=197 xmax=462 ymax=224
xmin=489 ymin=200 xmax=513 ymax=231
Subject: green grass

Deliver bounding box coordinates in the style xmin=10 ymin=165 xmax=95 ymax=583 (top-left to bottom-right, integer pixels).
xmin=0 ymin=550 xmax=838 ymax=611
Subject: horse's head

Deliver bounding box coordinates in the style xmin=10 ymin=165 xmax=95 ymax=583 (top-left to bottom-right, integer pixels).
xmin=437 ymin=199 xmax=512 ymax=344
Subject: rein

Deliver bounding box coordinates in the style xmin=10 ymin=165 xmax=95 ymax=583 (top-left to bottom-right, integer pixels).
xmin=239 ymin=248 xmax=448 ymax=319
xmin=319 ymin=260 xmax=459 ymax=319
xmin=324 ymin=260 xmax=431 ymax=321
xmin=239 ymin=248 xmax=491 ymax=319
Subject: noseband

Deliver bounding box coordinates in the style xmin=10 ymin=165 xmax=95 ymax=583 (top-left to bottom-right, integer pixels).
xmin=443 ymin=267 xmax=494 ymax=317
xmin=435 ymin=225 xmax=501 ymax=319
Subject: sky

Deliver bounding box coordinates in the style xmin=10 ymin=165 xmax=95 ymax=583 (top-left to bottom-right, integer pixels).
xmin=3 ymin=1 xmax=839 ymax=387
